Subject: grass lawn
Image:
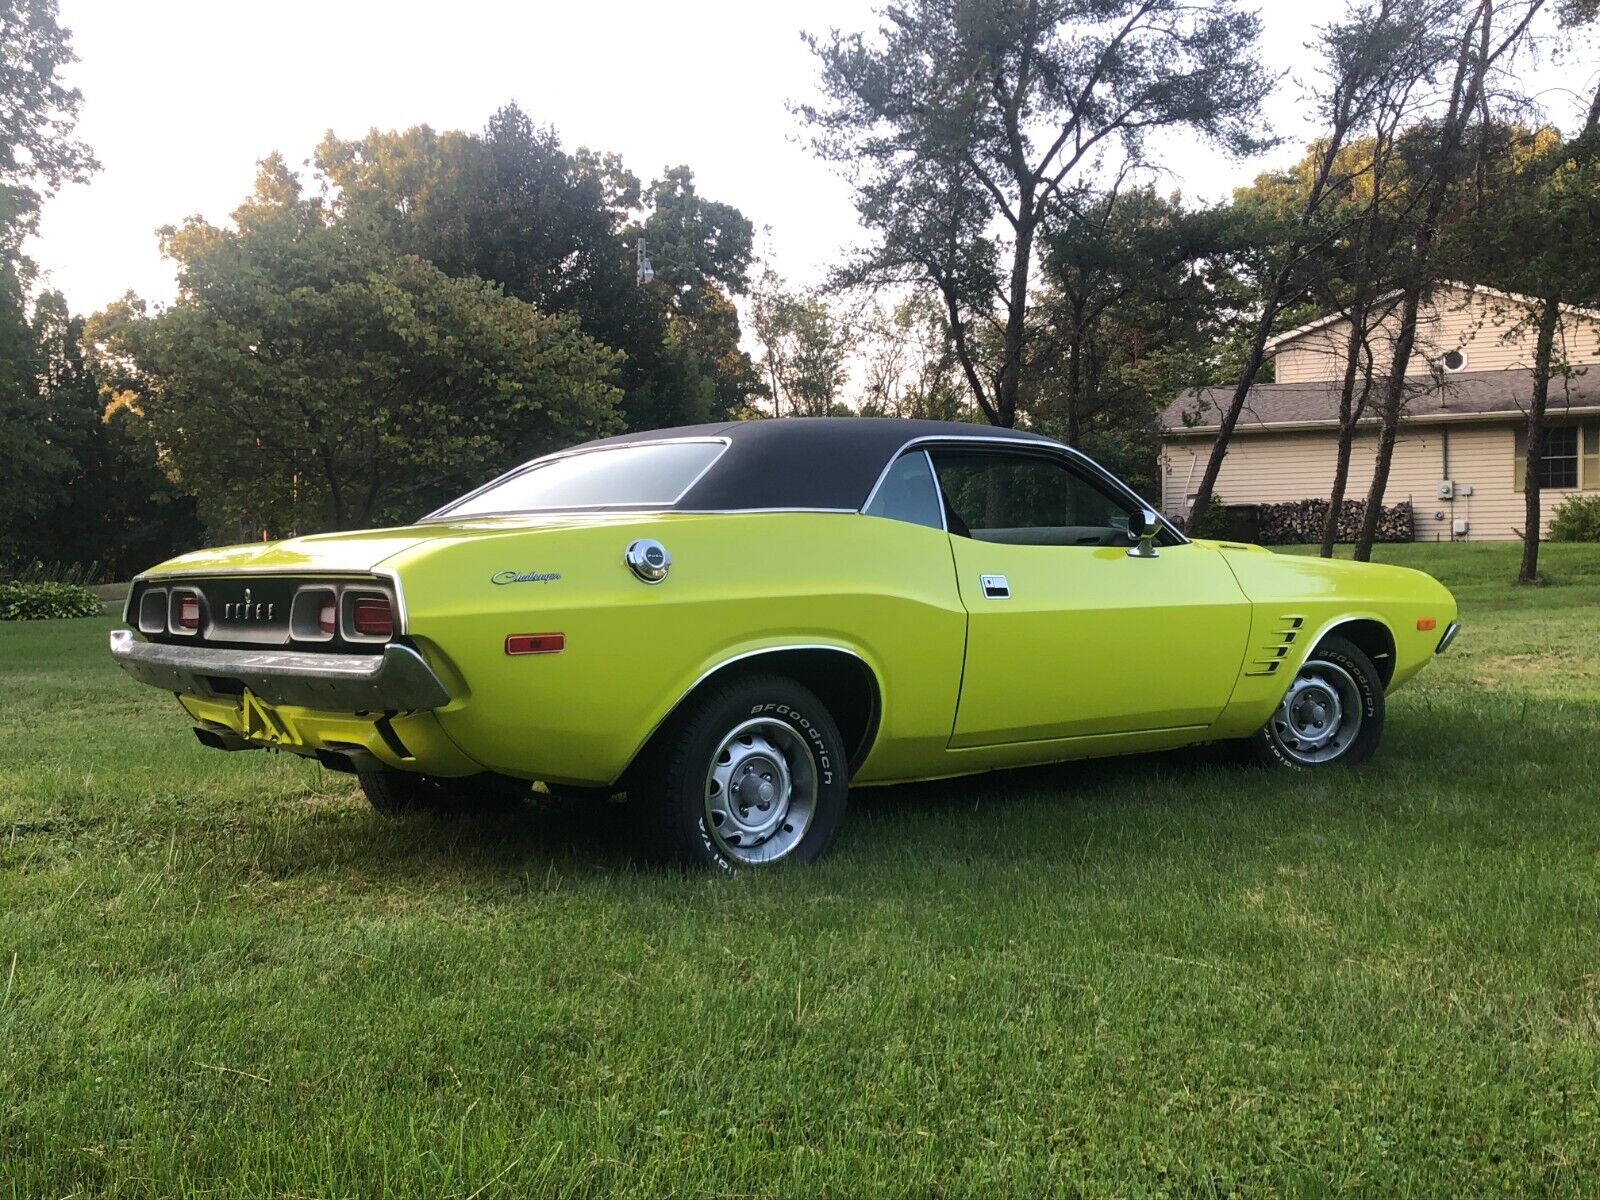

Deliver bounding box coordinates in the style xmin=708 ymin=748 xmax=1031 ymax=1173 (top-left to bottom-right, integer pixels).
xmin=3 ymin=542 xmax=1599 ymax=1197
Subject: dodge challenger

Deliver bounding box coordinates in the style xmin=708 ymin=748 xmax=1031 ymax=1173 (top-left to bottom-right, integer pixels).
xmin=110 ymin=418 xmax=1459 ymax=870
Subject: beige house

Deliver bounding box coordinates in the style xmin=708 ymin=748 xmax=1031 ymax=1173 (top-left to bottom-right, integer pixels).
xmin=1159 ymin=283 xmax=1600 ymax=541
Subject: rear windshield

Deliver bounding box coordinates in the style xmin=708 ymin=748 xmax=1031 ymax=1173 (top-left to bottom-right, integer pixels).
xmin=435 ymin=441 xmax=725 ymax=517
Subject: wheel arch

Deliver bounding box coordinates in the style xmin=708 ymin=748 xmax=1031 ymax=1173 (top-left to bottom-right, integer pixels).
xmin=1314 ymin=616 xmax=1397 ymax=688
xmin=618 ymin=645 xmax=883 ymax=786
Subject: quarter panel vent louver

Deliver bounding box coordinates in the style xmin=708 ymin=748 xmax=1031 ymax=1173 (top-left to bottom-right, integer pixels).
xmin=1243 ymin=615 xmax=1305 ymax=677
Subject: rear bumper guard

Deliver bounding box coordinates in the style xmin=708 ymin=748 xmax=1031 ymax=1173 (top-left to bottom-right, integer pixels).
xmin=109 ymin=629 xmax=451 ymax=711
xmin=1435 ymin=622 xmax=1461 ymax=655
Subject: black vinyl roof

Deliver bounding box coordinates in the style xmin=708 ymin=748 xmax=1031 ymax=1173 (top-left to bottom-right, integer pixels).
xmin=577 ymin=418 xmax=1057 ymax=511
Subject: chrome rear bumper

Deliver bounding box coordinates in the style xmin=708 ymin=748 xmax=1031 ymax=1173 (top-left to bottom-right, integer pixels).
xmin=108 ymin=629 xmax=451 ymax=711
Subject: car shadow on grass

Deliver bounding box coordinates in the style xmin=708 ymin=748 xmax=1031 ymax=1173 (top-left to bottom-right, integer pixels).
xmin=252 ymin=745 xmax=1249 ymax=884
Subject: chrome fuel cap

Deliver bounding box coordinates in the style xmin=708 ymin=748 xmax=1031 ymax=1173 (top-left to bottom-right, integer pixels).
xmin=624 ymin=539 xmax=671 ymax=583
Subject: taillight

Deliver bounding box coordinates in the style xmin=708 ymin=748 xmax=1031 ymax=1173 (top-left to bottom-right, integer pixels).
xmin=173 ymin=591 xmax=200 ymax=632
xmin=352 ymin=597 xmax=394 ymax=638
xmin=319 ymin=599 xmax=337 ymax=635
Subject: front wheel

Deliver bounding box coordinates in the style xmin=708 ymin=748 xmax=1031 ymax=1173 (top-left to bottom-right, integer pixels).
xmin=1248 ymin=634 xmax=1385 ymax=769
xmin=636 ymin=674 xmax=850 ymax=870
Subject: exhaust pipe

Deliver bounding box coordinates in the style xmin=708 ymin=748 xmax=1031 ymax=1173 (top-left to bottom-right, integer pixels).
xmin=315 ymin=746 xmax=385 ymax=775
xmin=192 ymin=724 xmax=258 ymax=752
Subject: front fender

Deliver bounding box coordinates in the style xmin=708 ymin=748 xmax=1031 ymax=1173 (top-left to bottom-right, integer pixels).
xmin=1208 ymin=545 xmax=1457 ymax=738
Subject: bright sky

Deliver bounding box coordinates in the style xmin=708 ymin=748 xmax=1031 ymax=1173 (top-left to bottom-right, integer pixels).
xmin=28 ymin=0 xmax=1600 ymax=316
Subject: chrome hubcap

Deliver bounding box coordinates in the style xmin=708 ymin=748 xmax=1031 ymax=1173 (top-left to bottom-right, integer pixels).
xmin=704 ymin=718 xmax=817 ymax=864
xmin=1270 ymin=660 xmax=1363 ymax=765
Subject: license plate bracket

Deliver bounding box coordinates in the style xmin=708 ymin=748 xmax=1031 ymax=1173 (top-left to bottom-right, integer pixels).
xmin=241 ymin=690 xmax=299 ymax=747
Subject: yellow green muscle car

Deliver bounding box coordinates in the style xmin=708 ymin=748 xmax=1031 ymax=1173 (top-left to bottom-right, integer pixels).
xmin=111 ymin=418 xmax=1459 ymax=869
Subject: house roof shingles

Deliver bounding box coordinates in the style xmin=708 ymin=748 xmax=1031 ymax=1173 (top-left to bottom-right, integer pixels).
xmin=1160 ymin=368 xmax=1600 ymax=436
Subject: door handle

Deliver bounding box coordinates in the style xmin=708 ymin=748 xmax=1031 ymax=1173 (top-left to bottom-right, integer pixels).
xmin=980 ymin=574 xmax=1010 ymax=599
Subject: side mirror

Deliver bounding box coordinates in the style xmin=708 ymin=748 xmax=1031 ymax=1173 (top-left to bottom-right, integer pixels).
xmin=1127 ymin=508 xmax=1161 ymax=559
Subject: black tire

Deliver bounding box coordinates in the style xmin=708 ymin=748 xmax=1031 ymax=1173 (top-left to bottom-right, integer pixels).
xmin=357 ymin=771 xmax=529 ymax=816
xmin=634 ymin=673 xmax=850 ymax=871
xmin=1247 ymin=634 xmax=1385 ymax=769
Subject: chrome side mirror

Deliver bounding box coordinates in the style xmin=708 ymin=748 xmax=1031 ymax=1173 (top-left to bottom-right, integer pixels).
xmin=1126 ymin=508 xmax=1161 ymax=559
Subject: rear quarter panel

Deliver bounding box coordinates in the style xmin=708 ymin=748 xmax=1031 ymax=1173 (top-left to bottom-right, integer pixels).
xmin=385 ymin=512 xmax=967 ymax=785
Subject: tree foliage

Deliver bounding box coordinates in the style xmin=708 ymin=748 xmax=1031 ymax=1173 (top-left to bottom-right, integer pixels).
xmin=750 ymin=272 xmax=853 ymax=418
xmin=317 ymin=106 xmax=761 ymax=429
xmin=801 ymin=0 xmax=1271 ymax=428
xmin=94 ymin=159 xmax=624 ymax=536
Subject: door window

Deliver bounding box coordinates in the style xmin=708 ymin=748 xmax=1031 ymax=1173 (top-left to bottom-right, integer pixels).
xmin=928 ymin=448 xmax=1142 ymax=547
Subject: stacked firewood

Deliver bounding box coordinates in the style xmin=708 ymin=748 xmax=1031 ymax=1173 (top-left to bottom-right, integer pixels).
xmin=1253 ymin=498 xmax=1413 ymax=545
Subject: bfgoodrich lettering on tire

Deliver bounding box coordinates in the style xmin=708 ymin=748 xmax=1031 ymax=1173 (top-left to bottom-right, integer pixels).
xmin=635 ymin=674 xmax=850 ymax=870
xmin=1249 ymin=633 xmax=1385 ymax=769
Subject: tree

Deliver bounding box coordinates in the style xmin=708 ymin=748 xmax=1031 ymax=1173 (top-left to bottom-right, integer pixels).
xmin=750 ymin=273 xmax=853 ymax=418
xmin=1032 ymin=184 xmax=1232 ymax=489
xmin=0 ymin=0 xmax=97 ymax=546
xmin=800 ymin=0 xmax=1270 ymax=430
xmin=1187 ymin=0 xmax=1458 ymax=535
xmin=1454 ymin=114 xmax=1600 ymax=581
xmin=317 ymin=107 xmax=763 ymax=429
xmin=634 ymin=167 xmax=763 ymax=419
xmin=11 ymin=291 xmax=203 ymax=576
xmin=1352 ymin=0 xmax=1548 ymax=561
xmin=94 ymin=158 xmax=624 ymax=536
xmin=855 ymin=292 xmax=972 ymax=421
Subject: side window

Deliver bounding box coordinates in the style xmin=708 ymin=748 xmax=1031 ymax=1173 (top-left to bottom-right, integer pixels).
xmin=928 ymin=448 xmax=1139 ymax=546
xmin=863 ymin=450 xmax=945 ymax=531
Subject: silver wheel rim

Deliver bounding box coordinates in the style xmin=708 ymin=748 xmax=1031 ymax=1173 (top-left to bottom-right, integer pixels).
xmin=703 ymin=717 xmax=818 ymax=865
xmin=1269 ymin=659 xmax=1363 ymax=765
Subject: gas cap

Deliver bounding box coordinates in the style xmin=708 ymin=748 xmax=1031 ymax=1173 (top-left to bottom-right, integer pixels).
xmin=624 ymin=539 xmax=671 ymax=583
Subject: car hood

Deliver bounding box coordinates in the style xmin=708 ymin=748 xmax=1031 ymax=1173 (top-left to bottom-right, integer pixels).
xmin=136 ymin=512 xmax=683 ymax=578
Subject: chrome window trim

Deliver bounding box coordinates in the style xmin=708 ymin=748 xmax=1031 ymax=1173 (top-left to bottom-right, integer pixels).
xmin=926 ymin=450 xmax=950 ymax=534
xmin=858 ymin=433 xmax=1188 ymax=545
xmin=860 ymin=447 xmax=948 ymax=533
xmin=420 ymin=436 xmax=733 ymax=522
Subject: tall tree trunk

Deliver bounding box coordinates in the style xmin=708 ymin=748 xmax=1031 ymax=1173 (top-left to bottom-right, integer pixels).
xmin=1353 ymin=281 xmax=1426 ymax=559
xmin=1063 ymin=296 xmax=1087 ymax=445
xmin=1185 ymin=292 xmax=1284 ymax=531
xmin=1519 ymin=293 xmax=1561 ymax=583
xmin=1320 ymin=302 xmax=1373 ymax=557
xmin=992 ymin=215 xmax=1038 ymax=429
xmin=1353 ymin=0 xmax=1544 ymax=559
xmin=1189 ymin=100 xmax=1359 ymax=531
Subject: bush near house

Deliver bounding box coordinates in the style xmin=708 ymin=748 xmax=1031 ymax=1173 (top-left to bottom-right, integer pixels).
xmin=1548 ymin=495 xmax=1600 ymax=542
xmin=0 ymin=581 xmax=103 ymax=621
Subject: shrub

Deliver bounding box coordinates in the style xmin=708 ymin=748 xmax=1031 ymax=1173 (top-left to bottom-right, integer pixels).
xmin=1548 ymin=495 xmax=1600 ymax=542
xmin=0 ymin=581 xmax=104 ymax=621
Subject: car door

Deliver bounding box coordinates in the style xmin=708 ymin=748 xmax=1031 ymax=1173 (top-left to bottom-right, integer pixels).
xmin=926 ymin=445 xmax=1251 ymax=748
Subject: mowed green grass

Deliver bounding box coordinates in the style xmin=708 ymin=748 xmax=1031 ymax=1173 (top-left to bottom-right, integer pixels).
xmin=3 ymin=543 xmax=1599 ymax=1198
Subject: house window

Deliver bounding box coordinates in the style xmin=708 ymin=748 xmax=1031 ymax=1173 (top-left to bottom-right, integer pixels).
xmin=1441 ymin=349 xmax=1467 ymax=371
xmin=1515 ymin=423 xmax=1588 ymax=492
xmin=1538 ymin=426 xmax=1579 ymax=489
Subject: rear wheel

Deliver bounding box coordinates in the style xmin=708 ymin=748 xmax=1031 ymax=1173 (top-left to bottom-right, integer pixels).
xmin=357 ymin=771 xmax=529 ymax=815
xmin=635 ymin=674 xmax=850 ymax=870
xmin=1249 ymin=634 xmax=1385 ymax=769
